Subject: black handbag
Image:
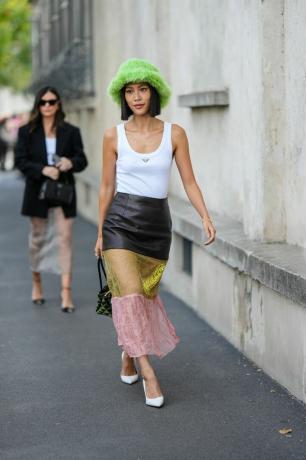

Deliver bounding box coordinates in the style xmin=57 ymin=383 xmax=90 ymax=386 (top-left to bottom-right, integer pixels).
xmin=96 ymin=257 xmax=112 ymax=317
xmin=39 ymin=175 xmax=74 ymax=206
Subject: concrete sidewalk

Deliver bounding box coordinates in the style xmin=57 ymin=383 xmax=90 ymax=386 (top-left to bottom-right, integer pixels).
xmin=1 ymin=172 xmax=306 ymax=460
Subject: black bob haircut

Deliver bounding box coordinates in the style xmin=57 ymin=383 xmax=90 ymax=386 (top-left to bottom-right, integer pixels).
xmin=120 ymin=84 xmax=161 ymax=120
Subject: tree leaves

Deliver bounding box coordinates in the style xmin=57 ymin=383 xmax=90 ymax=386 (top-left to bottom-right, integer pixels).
xmin=0 ymin=0 xmax=31 ymax=90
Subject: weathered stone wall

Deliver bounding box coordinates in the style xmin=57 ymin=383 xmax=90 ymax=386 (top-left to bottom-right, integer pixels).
xmin=284 ymin=1 xmax=306 ymax=247
xmin=70 ymin=0 xmax=306 ymax=249
xmin=61 ymin=0 xmax=306 ymax=402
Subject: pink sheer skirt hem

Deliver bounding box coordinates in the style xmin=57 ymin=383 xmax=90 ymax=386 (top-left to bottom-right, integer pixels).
xmin=111 ymin=293 xmax=180 ymax=358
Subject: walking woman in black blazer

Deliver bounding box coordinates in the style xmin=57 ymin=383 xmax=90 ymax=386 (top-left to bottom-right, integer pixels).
xmin=15 ymin=86 xmax=87 ymax=312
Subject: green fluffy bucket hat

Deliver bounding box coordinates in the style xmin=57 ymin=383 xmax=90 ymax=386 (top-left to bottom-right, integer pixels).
xmin=108 ymin=58 xmax=171 ymax=108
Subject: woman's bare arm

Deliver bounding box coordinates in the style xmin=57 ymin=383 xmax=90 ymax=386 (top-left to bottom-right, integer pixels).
xmin=172 ymin=124 xmax=216 ymax=245
xmin=95 ymin=127 xmax=117 ymax=256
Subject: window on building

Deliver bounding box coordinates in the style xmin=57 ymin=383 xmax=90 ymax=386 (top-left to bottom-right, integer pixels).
xmin=31 ymin=0 xmax=94 ymax=99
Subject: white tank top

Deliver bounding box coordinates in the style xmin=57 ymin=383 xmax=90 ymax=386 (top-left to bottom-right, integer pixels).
xmin=116 ymin=122 xmax=173 ymax=199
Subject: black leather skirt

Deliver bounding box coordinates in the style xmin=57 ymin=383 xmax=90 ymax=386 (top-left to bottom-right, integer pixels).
xmin=102 ymin=192 xmax=172 ymax=260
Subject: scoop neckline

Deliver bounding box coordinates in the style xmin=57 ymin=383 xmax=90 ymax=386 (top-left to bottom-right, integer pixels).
xmin=122 ymin=122 xmax=166 ymax=156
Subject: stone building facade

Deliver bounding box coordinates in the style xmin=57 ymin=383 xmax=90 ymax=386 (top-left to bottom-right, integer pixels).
xmin=31 ymin=0 xmax=306 ymax=403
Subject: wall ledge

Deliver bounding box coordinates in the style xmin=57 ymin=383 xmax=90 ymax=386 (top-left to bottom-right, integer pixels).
xmin=169 ymin=195 xmax=306 ymax=306
xmin=178 ymin=90 xmax=229 ymax=108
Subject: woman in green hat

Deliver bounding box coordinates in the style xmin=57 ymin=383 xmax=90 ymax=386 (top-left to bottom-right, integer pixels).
xmin=95 ymin=58 xmax=216 ymax=408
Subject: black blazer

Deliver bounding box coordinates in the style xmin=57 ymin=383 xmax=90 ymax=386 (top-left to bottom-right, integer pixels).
xmin=15 ymin=122 xmax=88 ymax=218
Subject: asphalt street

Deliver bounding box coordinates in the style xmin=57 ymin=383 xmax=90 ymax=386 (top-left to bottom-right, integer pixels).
xmin=1 ymin=172 xmax=306 ymax=460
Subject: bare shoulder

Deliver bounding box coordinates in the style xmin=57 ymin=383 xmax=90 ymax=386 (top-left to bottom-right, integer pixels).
xmin=172 ymin=123 xmax=187 ymax=139
xmin=171 ymin=123 xmax=188 ymax=150
xmin=171 ymin=123 xmax=186 ymax=135
xmin=104 ymin=126 xmax=117 ymax=141
xmin=103 ymin=126 xmax=117 ymax=151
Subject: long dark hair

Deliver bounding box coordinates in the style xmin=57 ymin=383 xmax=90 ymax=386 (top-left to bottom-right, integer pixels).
xmin=120 ymin=83 xmax=161 ymax=120
xmin=29 ymin=86 xmax=65 ymax=133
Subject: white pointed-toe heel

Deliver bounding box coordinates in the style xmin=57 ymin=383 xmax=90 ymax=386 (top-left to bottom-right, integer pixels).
xmin=120 ymin=351 xmax=138 ymax=385
xmin=143 ymin=379 xmax=164 ymax=408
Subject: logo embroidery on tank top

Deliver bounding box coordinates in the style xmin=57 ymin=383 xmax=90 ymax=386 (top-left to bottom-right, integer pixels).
xmin=142 ymin=158 xmax=150 ymax=163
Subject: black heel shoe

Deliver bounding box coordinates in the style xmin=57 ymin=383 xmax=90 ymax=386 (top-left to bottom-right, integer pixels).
xmin=61 ymin=287 xmax=75 ymax=313
xmin=32 ymin=298 xmax=45 ymax=305
xmin=32 ymin=279 xmax=45 ymax=305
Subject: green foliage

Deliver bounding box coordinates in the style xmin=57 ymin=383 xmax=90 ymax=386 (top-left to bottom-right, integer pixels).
xmin=0 ymin=0 xmax=31 ymax=90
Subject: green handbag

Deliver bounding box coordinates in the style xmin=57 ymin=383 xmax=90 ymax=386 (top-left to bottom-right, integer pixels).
xmin=96 ymin=257 xmax=112 ymax=317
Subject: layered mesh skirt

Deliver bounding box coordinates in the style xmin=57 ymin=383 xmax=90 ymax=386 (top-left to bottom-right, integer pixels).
xmin=29 ymin=207 xmax=73 ymax=275
xmin=102 ymin=192 xmax=179 ymax=358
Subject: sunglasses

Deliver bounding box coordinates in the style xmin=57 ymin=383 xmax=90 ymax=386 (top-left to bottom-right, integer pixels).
xmin=39 ymin=99 xmax=58 ymax=107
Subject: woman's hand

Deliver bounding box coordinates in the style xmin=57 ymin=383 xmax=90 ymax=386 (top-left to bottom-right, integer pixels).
xmin=202 ymin=216 xmax=216 ymax=245
xmin=42 ymin=166 xmax=60 ymax=180
xmin=56 ymin=157 xmax=73 ymax=172
xmin=95 ymin=236 xmax=103 ymax=258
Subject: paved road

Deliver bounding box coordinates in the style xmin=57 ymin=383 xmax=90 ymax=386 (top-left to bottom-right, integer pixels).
xmin=1 ymin=172 xmax=306 ymax=460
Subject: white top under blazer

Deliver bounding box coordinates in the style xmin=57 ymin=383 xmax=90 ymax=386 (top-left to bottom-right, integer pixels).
xmin=45 ymin=137 xmax=56 ymax=165
xmin=116 ymin=122 xmax=173 ymax=199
